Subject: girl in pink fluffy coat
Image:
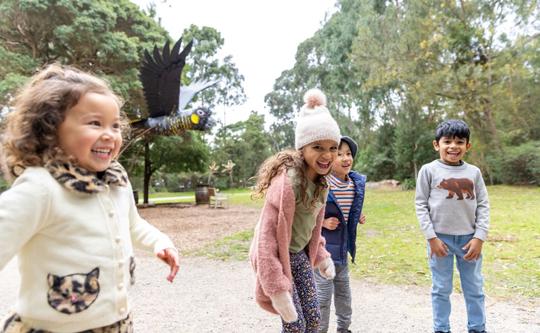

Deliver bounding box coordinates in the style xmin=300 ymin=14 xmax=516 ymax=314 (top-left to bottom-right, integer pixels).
xmin=249 ymin=88 xmax=340 ymax=332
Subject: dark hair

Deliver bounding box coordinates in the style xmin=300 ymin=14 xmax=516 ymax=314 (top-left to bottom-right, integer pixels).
xmin=340 ymin=136 xmax=358 ymax=159
xmin=435 ymin=119 xmax=470 ymax=143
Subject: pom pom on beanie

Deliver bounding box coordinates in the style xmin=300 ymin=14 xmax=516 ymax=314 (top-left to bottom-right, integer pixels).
xmin=303 ymin=88 xmax=327 ymax=109
xmin=294 ymin=89 xmax=341 ymax=150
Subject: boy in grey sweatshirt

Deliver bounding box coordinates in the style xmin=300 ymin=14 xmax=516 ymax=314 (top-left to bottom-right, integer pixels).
xmin=415 ymin=119 xmax=489 ymax=333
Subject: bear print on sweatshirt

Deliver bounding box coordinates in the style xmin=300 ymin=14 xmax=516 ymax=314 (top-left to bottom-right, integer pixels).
xmin=437 ymin=178 xmax=475 ymax=200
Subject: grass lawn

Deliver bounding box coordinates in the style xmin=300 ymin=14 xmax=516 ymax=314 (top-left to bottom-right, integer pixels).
xmin=167 ymin=186 xmax=540 ymax=299
xmin=353 ymin=185 xmax=540 ymax=299
xmin=145 ymin=189 xmax=262 ymax=206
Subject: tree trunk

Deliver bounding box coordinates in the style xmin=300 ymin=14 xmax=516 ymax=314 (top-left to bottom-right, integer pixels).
xmin=143 ymin=141 xmax=152 ymax=204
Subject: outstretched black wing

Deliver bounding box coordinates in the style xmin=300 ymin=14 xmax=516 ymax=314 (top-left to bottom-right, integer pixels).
xmin=139 ymin=38 xmax=193 ymax=118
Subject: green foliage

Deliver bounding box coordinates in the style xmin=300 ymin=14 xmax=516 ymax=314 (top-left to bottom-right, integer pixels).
xmin=265 ymin=70 xmax=306 ymax=150
xmin=356 ymin=122 xmax=397 ymax=181
xmin=120 ymin=132 xmax=209 ymax=179
xmin=210 ymin=112 xmax=272 ymax=187
xmin=0 ymin=72 xmax=29 ymax=106
xmin=400 ymin=178 xmax=416 ymax=190
xmin=0 ymin=177 xmax=8 ymax=192
xmin=265 ymin=0 xmax=367 ymax=150
xmin=266 ymin=0 xmax=540 ymax=185
xmin=0 ymin=0 xmax=169 ymax=114
xmin=489 ymin=141 xmax=540 ymax=185
xmin=160 ymin=173 xmax=192 ymax=192
xmin=0 ymin=45 xmax=36 ymax=104
xmin=0 ymin=1 xmax=248 ymax=199
xmin=350 ymin=0 xmax=540 ymax=181
xmin=181 ymin=25 xmax=246 ymax=109
xmin=393 ymin=105 xmax=437 ymax=181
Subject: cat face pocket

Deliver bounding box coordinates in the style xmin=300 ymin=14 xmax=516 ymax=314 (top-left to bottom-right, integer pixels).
xmin=47 ymin=267 xmax=100 ymax=314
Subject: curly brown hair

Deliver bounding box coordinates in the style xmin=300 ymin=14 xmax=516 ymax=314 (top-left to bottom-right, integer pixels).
xmin=252 ymin=149 xmax=327 ymax=208
xmin=0 ymin=63 xmax=126 ymax=181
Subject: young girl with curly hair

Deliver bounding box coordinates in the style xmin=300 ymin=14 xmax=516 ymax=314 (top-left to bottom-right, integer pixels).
xmin=250 ymin=88 xmax=340 ymax=332
xmin=0 ymin=64 xmax=179 ymax=333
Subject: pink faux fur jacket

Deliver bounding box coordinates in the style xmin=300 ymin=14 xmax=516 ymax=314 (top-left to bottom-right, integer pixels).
xmin=249 ymin=170 xmax=330 ymax=314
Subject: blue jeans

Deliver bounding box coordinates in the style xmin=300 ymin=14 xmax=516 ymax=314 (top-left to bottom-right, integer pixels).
xmin=428 ymin=233 xmax=486 ymax=332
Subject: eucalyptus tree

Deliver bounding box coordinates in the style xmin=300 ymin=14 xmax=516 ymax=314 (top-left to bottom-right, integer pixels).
xmin=0 ymin=1 xmax=247 ymax=194
xmin=350 ymin=0 xmax=540 ymax=181
xmin=211 ymin=112 xmax=272 ymax=187
xmin=0 ymin=0 xmax=168 ymax=114
xmin=181 ymin=25 xmax=246 ymax=109
xmin=266 ymin=0 xmax=380 ymax=154
xmin=266 ymin=0 xmax=538 ymax=183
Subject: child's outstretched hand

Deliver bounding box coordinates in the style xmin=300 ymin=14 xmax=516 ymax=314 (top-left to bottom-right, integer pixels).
xmin=323 ymin=217 xmax=340 ymax=230
xmin=462 ymin=238 xmax=483 ymax=261
xmin=270 ymin=291 xmax=298 ymax=323
xmin=428 ymin=237 xmax=449 ymax=257
xmin=156 ymin=247 xmax=180 ymax=283
xmin=359 ymin=214 xmax=366 ymax=224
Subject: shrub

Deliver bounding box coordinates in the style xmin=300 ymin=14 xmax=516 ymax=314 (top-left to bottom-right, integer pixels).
xmin=490 ymin=141 xmax=540 ymax=185
xmin=401 ymin=178 xmax=416 ymax=190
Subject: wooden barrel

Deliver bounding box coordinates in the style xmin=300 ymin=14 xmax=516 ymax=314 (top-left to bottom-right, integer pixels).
xmin=195 ymin=184 xmax=209 ymax=205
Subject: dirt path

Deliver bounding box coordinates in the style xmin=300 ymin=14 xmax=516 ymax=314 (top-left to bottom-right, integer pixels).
xmin=137 ymin=205 xmax=262 ymax=254
xmin=0 ymin=205 xmax=538 ymax=332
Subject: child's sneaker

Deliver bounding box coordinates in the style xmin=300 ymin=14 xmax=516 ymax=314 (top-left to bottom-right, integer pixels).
xmin=336 ymin=329 xmax=352 ymax=333
xmin=434 ymin=331 xmax=451 ymax=333
xmin=468 ymin=330 xmax=487 ymax=333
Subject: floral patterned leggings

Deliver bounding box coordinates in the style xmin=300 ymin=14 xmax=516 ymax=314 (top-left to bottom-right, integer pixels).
xmin=1 ymin=313 xmax=133 ymax=333
xmin=282 ymin=250 xmax=321 ymax=333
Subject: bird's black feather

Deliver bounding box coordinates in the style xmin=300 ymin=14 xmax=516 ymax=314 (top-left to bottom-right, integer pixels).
xmin=139 ymin=38 xmax=193 ymax=118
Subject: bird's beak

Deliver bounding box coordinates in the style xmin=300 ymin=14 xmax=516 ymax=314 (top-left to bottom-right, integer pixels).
xmin=190 ymin=113 xmax=200 ymax=124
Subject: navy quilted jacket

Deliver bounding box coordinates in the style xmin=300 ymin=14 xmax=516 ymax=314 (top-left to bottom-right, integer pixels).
xmin=323 ymin=171 xmax=366 ymax=265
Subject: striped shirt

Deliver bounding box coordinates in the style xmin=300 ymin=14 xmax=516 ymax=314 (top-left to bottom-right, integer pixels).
xmin=327 ymin=173 xmax=355 ymax=223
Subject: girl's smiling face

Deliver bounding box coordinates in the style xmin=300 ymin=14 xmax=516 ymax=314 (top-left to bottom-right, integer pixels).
xmin=58 ymin=92 xmax=122 ymax=172
xmin=301 ymin=140 xmax=339 ymax=181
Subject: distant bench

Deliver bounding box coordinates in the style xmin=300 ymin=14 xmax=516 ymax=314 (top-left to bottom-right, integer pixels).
xmin=208 ymin=187 xmax=229 ymax=209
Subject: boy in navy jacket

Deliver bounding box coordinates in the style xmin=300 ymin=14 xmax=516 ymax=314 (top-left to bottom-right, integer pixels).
xmin=315 ymin=136 xmax=366 ymax=333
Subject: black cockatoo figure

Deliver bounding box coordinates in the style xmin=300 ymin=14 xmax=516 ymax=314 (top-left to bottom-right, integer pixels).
xmin=132 ymin=38 xmax=217 ymax=137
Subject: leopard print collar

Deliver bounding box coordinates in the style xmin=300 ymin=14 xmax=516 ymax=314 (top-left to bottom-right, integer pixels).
xmin=45 ymin=160 xmax=128 ymax=194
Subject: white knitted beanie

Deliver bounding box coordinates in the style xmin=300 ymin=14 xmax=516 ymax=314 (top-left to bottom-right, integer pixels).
xmin=294 ymin=88 xmax=341 ymax=150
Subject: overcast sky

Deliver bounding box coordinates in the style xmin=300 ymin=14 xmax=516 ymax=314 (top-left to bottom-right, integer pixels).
xmin=131 ymin=0 xmax=337 ymax=126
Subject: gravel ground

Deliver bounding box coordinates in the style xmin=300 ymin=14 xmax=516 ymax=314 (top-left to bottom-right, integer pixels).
xmin=1 ymin=205 xmax=538 ymax=332
xmin=1 ymin=256 xmax=538 ymax=332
